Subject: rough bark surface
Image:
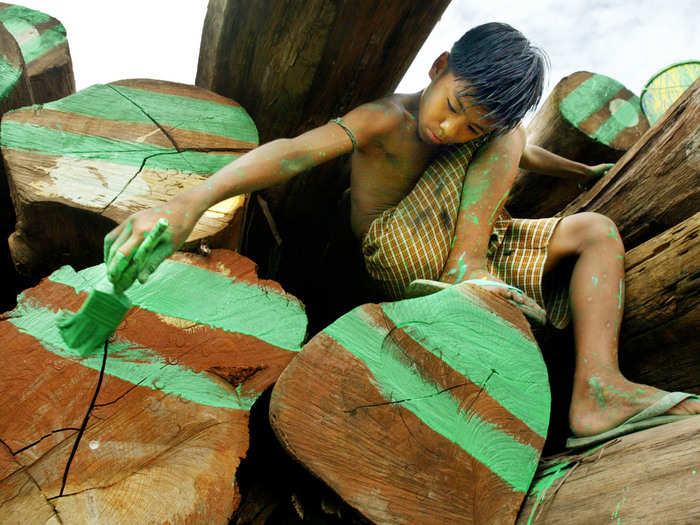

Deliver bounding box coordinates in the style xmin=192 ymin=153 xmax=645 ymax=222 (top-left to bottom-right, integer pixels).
xmin=508 ymin=71 xmax=649 ymax=218
xmin=0 ymin=249 xmax=306 ymax=523
xmin=271 ymin=284 xmax=549 ymax=524
xmin=559 ymin=77 xmax=699 ymax=250
xmin=516 ymin=418 xmax=700 ymax=524
xmin=2 ymin=79 xmax=257 ymax=279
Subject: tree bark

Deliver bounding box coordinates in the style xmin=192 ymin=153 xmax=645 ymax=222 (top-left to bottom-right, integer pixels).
xmin=0 ymin=3 xmax=75 ymax=104
xmin=271 ymin=284 xmax=550 ymax=525
xmin=559 ymin=77 xmax=700 ymax=250
xmin=2 ymin=79 xmax=257 ymax=278
xmin=507 ymin=71 xmax=649 ymax=218
xmin=516 ymin=418 xmax=700 ymax=524
xmin=0 ymin=249 xmax=306 ymax=523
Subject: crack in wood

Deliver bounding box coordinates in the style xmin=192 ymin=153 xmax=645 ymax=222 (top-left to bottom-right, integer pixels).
xmin=13 ymin=428 xmax=81 ymax=456
xmin=57 ymin=340 xmax=109 ymax=497
xmin=345 ymin=381 xmax=469 ymax=413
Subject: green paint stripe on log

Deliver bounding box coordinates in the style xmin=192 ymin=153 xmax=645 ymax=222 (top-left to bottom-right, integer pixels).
xmin=381 ymin=291 xmax=550 ymax=437
xmin=559 ymin=74 xmax=625 ymax=127
xmin=48 ymin=261 xmax=306 ymax=352
xmin=589 ymin=96 xmax=642 ymax=145
xmin=0 ymin=120 xmax=241 ymax=174
xmin=8 ymin=299 xmax=257 ymax=410
xmin=0 ymin=5 xmax=67 ymax=64
xmin=44 ymin=84 xmax=259 ymax=144
xmin=323 ymin=305 xmax=539 ymax=493
xmin=0 ymin=55 xmax=21 ymax=99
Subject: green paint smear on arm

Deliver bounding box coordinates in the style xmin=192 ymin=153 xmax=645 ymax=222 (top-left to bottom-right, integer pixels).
xmin=8 ymin=300 xmax=257 ymax=410
xmin=49 ymin=260 xmax=307 ymax=352
xmin=487 ymin=189 xmax=509 ymax=225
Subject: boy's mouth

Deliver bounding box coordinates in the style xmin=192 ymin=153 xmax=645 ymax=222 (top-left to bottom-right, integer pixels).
xmin=426 ymin=128 xmax=444 ymax=144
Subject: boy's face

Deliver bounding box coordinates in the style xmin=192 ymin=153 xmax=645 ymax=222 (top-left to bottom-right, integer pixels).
xmin=417 ymin=52 xmax=495 ymax=145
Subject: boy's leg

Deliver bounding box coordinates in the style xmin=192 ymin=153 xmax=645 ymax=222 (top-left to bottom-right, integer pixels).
xmin=544 ymin=212 xmax=700 ymax=437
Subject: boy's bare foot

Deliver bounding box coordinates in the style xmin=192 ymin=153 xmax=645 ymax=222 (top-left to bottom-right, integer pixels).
xmin=569 ymin=371 xmax=700 ymax=437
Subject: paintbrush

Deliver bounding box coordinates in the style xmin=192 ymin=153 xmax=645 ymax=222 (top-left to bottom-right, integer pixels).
xmin=57 ymin=218 xmax=169 ymax=356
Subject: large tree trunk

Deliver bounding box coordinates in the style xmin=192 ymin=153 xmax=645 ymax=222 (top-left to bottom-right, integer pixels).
xmin=2 ymin=79 xmax=257 ymax=279
xmin=516 ymin=418 xmax=700 ymax=524
xmin=196 ymin=0 xmax=451 ymax=322
xmin=0 ymin=249 xmax=306 ymax=523
xmin=507 ymin=71 xmax=649 ymax=219
xmin=559 ymin=77 xmax=700 ymax=250
xmin=271 ymin=284 xmax=550 ymax=524
xmin=0 ymin=3 xmax=75 ymax=104
xmin=619 ymin=212 xmax=700 ymax=392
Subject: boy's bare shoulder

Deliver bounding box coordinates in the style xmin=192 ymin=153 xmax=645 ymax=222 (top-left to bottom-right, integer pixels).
xmin=343 ymin=96 xmax=410 ymax=138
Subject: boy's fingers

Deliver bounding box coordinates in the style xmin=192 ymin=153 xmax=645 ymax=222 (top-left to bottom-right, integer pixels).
xmin=132 ymin=219 xmax=169 ymax=268
xmin=137 ymin=240 xmax=173 ymax=284
xmin=107 ymin=220 xmax=133 ymax=266
xmin=104 ymin=222 xmax=125 ymax=264
xmin=107 ymin=237 xmax=140 ymax=285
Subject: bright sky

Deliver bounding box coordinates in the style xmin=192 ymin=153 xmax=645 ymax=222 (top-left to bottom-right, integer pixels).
xmin=12 ymin=0 xmax=700 ymax=116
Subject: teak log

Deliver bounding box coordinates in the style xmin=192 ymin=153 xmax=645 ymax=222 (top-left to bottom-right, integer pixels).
xmin=560 ymin=77 xmax=700 ymax=250
xmin=270 ymin=284 xmax=550 ymax=524
xmin=516 ymin=418 xmax=700 ymax=524
xmin=0 ymin=3 xmax=75 ymax=104
xmin=619 ymin=212 xmax=700 ymax=393
xmin=2 ymin=79 xmax=258 ymax=278
xmin=0 ymin=249 xmax=306 ymax=523
xmin=507 ymin=71 xmax=649 ymax=218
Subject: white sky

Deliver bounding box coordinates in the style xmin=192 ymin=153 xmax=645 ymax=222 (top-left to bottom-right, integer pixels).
xmin=12 ymin=0 xmax=700 ymax=117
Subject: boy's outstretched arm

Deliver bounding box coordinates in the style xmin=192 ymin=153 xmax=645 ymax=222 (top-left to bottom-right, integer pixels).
xmin=519 ymin=143 xmax=613 ymax=183
xmin=104 ymin=102 xmax=401 ymax=291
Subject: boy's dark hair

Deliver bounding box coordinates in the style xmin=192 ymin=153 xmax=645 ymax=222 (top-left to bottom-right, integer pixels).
xmin=448 ymin=22 xmax=549 ymax=134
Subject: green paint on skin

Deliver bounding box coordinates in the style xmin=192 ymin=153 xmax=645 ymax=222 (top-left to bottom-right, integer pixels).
xmin=459 ymin=171 xmax=491 ymax=212
xmin=488 ymin=189 xmax=509 ymax=225
xmin=44 ymin=84 xmax=259 ymax=144
xmin=379 ymin=292 xmax=550 ymax=438
xmin=590 ymin=97 xmax=641 ymax=146
xmin=589 ymin=377 xmax=607 ymax=407
xmin=455 ymin=253 xmax=468 ymax=282
xmin=0 ymin=56 xmax=21 ymax=100
xmin=0 ymin=6 xmax=68 ymax=65
xmin=324 ymin=301 xmax=546 ymax=492
xmin=467 ymin=213 xmax=479 ymax=225
xmin=49 ymin=260 xmax=307 ymax=352
xmin=607 ymin=226 xmax=618 ymax=239
xmin=617 ymin=279 xmax=624 ymax=310
xmin=591 ymin=276 xmax=599 ymax=287
xmin=1 ymin=120 xmax=241 ymax=175
xmin=9 ymin=300 xmax=257 ymax=410
xmin=559 ymin=74 xmax=625 ymax=127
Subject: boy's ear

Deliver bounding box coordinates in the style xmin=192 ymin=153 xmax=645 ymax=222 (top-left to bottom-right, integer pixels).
xmin=429 ymin=51 xmax=450 ymax=80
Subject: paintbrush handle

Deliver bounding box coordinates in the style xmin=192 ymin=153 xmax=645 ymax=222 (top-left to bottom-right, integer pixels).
xmin=139 ymin=218 xmax=169 ymax=253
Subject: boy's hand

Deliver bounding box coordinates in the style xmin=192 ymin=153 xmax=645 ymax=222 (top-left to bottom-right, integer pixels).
xmin=578 ymin=163 xmax=614 ymax=190
xmin=104 ymin=199 xmax=200 ymax=293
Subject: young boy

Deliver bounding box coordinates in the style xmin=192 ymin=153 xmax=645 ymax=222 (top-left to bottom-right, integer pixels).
xmin=104 ymin=23 xmax=699 ymax=445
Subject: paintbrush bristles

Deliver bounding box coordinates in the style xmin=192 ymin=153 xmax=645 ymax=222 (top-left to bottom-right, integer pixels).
xmin=57 ymin=279 xmax=131 ymax=356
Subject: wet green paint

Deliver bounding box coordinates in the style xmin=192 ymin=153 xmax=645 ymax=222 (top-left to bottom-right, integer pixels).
xmin=44 ymin=84 xmax=258 ymax=144
xmin=525 ymin=460 xmax=572 ymax=525
xmin=559 ymin=74 xmax=624 ymax=127
xmin=49 ymin=261 xmax=307 ymax=352
xmin=610 ymin=487 xmax=629 ymax=524
xmin=617 ymin=279 xmax=624 ymax=310
xmin=380 ymin=291 xmax=550 ymax=437
xmin=9 ymin=300 xmax=257 ymax=410
xmin=589 ymin=377 xmax=607 ymax=407
xmin=591 ymin=97 xmax=641 ymax=146
xmin=488 ymin=189 xmax=509 ymax=224
xmin=0 ymin=5 xmax=67 ymax=65
xmin=0 ymin=55 xmax=21 ymax=100
xmin=324 ymin=296 xmax=545 ymax=492
xmin=455 ymin=252 xmax=468 ymax=282
xmin=459 ymin=171 xmax=491 ymax=212
xmin=1 ymin=120 xmax=241 ymax=175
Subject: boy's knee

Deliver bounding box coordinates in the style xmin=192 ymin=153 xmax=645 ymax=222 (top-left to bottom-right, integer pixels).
xmin=575 ymin=212 xmax=621 ymax=248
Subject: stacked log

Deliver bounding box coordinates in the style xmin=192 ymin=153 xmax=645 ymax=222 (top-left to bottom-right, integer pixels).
xmin=507 ymin=71 xmax=649 ymax=218
xmin=516 ymin=418 xmax=700 ymax=524
xmin=0 ymin=19 xmax=32 ymax=312
xmin=0 ymin=249 xmax=307 ymax=523
xmin=2 ymin=79 xmax=258 ymax=279
xmin=271 ymin=284 xmax=551 ymax=524
xmin=0 ymin=3 xmax=75 ymax=104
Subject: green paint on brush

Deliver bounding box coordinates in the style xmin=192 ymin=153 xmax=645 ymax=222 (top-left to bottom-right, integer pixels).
xmin=380 ymin=291 xmax=550 ymax=437
xmin=559 ymin=74 xmax=624 ymax=127
xmin=0 ymin=55 xmax=21 ymax=100
xmin=44 ymin=84 xmax=258 ymax=144
xmin=324 ymin=299 xmax=543 ymax=492
xmin=9 ymin=300 xmax=257 ymax=410
xmin=0 ymin=5 xmax=67 ymax=65
xmin=49 ymin=260 xmax=306 ymax=352
xmin=0 ymin=120 xmax=241 ymax=175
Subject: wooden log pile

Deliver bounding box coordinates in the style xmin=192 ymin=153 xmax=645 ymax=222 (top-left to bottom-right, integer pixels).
xmin=2 ymin=79 xmax=258 ymax=279
xmin=0 ymin=3 xmax=75 ymax=104
xmin=0 ymin=249 xmax=306 ymax=523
